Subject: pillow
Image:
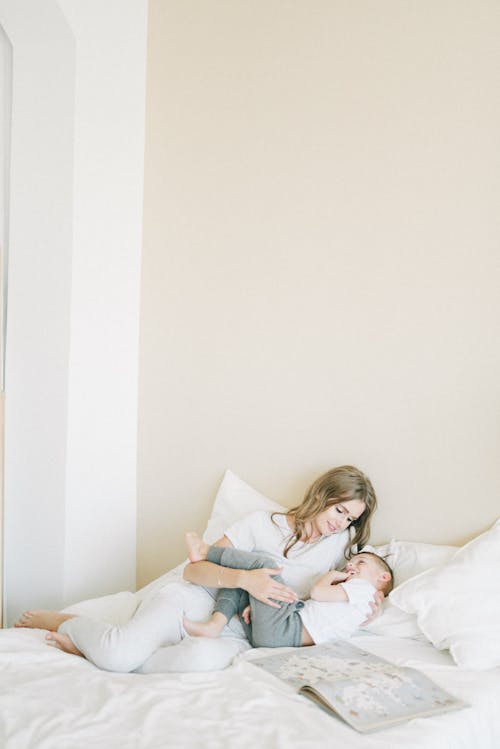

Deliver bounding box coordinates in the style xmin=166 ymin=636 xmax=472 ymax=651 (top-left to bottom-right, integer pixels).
xmin=203 ymin=469 xmax=287 ymax=543
xmin=390 ymin=519 xmax=500 ymax=669
xmin=363 ymin=540 xmax=458 ymax=639
xmin=61 ymin=472 xmax=284 ymax=623
xmin=379 ymin=539 xmax=458 ymax=588
xmin=138 ymin=471 xmax=285 ymax=604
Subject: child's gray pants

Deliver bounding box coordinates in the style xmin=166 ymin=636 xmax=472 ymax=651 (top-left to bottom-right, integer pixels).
xmin=207 ymin=546 xmax=304 ymax=648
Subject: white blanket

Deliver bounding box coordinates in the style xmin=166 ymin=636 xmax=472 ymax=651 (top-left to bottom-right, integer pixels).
xmin=1 ymin=625 xmax=499 ymax=749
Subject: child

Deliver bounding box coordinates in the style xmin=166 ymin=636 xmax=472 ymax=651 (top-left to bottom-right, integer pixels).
xmin=183 ymin=532 xmax=393 ymax=648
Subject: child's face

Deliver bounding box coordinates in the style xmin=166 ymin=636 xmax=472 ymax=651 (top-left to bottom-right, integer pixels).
xmin=344 ymin=554 xmax=383 ymax=588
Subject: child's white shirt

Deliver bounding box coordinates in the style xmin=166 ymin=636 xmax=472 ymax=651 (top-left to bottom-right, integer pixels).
xmin=299 ymin=578 xmax=376 ymax=644
xmin=224 ymin=510 xmax=350 ymax=599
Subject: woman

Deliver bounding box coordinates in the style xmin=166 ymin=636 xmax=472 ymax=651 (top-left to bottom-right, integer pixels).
xmin=15 ymin=465 xmax=380 ymax=672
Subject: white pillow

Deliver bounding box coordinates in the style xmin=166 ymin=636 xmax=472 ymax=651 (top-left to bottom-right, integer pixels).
xmin=364 ymin=539 xmax=458 ymax=639
xmin=390 ymin=519 xmax=500 ymax=669
xmin=60 ymin=472 xmax=284 ymax=621
xmin=203 ymin=469 xmax=287 ymax=543
xmin=114 ymin=471 xmax=286 ymax=609
xmin=380 ymin=538 xmax=458 ymax=588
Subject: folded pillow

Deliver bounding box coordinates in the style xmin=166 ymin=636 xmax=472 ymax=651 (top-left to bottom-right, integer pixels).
xmin=203 ymin=469 xmax=287 ymax=543
xmin=390 ymin=519 xmax=500 ymax=669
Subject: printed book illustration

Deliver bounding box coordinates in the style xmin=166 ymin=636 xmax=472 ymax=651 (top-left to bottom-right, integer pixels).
xmin=251 ymin=641 xmax=467 ymax=733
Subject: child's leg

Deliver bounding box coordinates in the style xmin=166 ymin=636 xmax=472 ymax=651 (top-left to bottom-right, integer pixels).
xmin=245 ymin=595 xmax=304 ymax=648
xmin=185 ymin=532 xmax=209 ymax=563
xmin=182 ymin=610 xmax=229 ymax=638
xmin=206 ymin=546 xmax=277 ymax=624
xmin=183 ymin=547 xmax=277 ymax=638
xmin=202 ymin=546 xmax=304 ymax=648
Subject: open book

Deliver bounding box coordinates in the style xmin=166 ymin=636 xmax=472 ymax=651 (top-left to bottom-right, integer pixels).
xmin=251 ymin=641 xmax=467 ymax=733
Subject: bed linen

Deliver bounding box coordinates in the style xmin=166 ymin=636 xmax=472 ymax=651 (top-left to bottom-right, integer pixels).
xmin=1 ymin=625 xmax=499 ymax=749
xmin=3 ymin=474 xmax=498 ymax=748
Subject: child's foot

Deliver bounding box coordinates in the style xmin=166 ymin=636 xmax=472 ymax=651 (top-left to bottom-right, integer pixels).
xmin=183 ymin=612 xmax=227 ymax=638
xmin=14 ymin=610 xmax=75 ymax=632
xmin=185 ymin=532 xmax=209 ymax=563
xmin=46 ymin=631 xmax=83 ymax=657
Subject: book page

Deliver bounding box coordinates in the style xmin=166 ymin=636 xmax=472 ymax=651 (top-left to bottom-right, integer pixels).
xmin=251 ymin=642 xmax=467 ymax=732
xmin=302 ymin=668 xmax=466 ymax=732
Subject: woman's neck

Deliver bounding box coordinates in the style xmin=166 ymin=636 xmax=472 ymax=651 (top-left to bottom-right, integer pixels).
xmin=286 ymin=514 xmax=321 ymax=543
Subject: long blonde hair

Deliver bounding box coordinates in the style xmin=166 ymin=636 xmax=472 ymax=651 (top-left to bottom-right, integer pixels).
xmin=278 ymin=465 xmax=377 ymax=558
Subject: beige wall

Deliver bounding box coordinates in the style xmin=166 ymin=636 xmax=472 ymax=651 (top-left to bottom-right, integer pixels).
xmin=138 ymin=0 xmax=500 ymax=587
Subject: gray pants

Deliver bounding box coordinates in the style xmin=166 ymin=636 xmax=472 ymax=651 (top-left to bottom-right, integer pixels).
xmin=207 ymin=547 xmax=304 ymax=648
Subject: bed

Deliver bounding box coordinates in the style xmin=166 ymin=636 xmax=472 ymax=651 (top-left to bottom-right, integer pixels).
xmin=1 ymin=471 xmax=499 ymax=748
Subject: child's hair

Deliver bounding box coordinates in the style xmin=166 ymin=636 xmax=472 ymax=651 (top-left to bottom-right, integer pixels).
xmin=359 ymin=551 xmax=394 ymax=596
xmin=278 ymin=465 xmax=377 ymax=558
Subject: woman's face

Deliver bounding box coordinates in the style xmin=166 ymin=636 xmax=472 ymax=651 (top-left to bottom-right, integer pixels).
xmin=310 ymin=498 xmax=366 ymax=538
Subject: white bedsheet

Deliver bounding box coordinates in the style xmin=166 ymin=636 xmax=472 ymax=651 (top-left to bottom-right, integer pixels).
xmin=1 ymin=626 xmax=499 ymax=749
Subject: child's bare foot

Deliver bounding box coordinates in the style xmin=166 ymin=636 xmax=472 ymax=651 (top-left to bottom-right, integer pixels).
xmin=183 ymin=612 xmax=227 ymax=638
xmin=46 ymin=631 xmax=83 ymax=657
xmin=14 ymin=610 xmax=75 ymax=632
xmin=185 ymin=532 xmax=209 ymax=563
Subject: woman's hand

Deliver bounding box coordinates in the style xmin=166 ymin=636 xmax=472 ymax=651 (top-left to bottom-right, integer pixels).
xmin=361 ymin=590 xmax=384 ymax=626
xmin=240 ymin=568 xmax=298 ymax=608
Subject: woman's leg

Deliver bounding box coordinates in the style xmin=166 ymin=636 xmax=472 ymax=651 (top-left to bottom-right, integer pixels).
xmin=58 ymin=583 xmax=189 ymax=672
xmin=15 ymin=611 xmax=75 ymax=630
xmin=136 ymin=636 xmax=250 ymax=673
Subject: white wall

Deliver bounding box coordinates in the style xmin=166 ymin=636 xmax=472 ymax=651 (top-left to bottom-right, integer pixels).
xmin=58 ymin=0 xmax=147 ymax=606
xmin=1 ymin=0 xmax=147 ymax=625
xmin=138 ymin=0 xmax=500 ymax=586
xmin=1 ymin=0 xmax=75 ymax=624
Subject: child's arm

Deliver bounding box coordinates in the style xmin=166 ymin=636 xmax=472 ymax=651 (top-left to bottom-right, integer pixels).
xmin=310 ymin=570 xmax=350 ymax=602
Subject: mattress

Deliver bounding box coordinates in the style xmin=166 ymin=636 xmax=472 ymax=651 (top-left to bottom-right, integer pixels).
xmin=1 ymin=625 xmax=499 ymax=749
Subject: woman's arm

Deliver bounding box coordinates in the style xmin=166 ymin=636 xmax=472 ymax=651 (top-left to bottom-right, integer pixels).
xmin=183 ymin=535 xmax=298 ymax=608
xmin=310 ymin=570 xmax=350 ymax=602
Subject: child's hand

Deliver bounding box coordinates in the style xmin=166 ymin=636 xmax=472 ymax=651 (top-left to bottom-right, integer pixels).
xmin=316 ymin=569 xmax=350 ymax=587
xmin=361 ymin=590 xmax=384 ymax=626
xmin=327 ymin=570 xmax=351 ymax=585
xmin=241 ymin=605 xmax=251 ymax=624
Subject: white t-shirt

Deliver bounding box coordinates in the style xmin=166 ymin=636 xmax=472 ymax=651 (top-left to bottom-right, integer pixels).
xmin=299 ymin=578 xmax=375 ymax=644
xmin=224 ymin=510 xmax=350 ymax=599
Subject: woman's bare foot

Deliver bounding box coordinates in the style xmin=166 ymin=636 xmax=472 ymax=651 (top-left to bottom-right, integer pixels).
xmin=185 ymin=532 xmax=209 ymax=563
xmin=14 ymin=610 xmax=75 ymax=632
xmin=183 ymin=612 xmax=227 ymax=638
xmin=46 ymin=631 xmax=83 ymax=657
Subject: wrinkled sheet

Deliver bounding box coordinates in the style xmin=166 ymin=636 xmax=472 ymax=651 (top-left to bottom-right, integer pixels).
xmin=0 ymin=627 xmax=499 ymax=749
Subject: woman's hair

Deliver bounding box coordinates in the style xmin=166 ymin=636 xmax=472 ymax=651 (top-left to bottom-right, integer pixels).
xmin=278 ymin=465 xmax=377 ymax=558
